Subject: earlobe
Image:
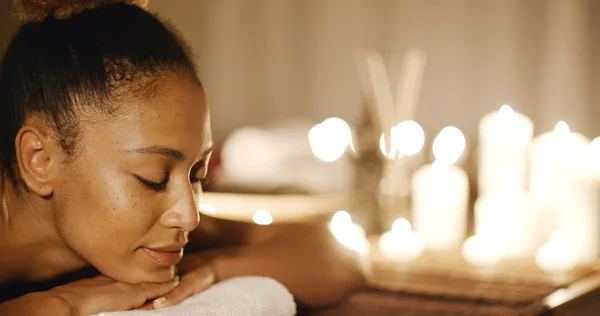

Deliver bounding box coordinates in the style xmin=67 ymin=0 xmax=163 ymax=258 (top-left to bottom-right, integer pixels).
xmin=15 ymin=125 xmax=60 ymax=197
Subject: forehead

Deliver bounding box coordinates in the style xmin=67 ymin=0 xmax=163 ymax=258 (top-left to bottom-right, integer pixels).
xmin=86 ymin=75 xmax=212 ymax=158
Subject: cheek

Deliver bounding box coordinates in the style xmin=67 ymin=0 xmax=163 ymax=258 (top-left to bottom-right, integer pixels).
xmin=54 ymin=162 xmax=158 ymax=259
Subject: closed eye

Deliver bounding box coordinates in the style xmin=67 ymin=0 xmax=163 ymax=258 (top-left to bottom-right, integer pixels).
xmin=136 ymin=175 xmax=168 ymax=191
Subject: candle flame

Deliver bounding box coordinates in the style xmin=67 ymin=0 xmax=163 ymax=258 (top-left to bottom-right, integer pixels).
xmin=554 ymin=121 xmax=571 ymax=137
xmin=331 ymin=210 xmax=352 ymax=226
xmin=497 ymin=104 xmax=515 ymax=120
xmin=432 ymin=126 xmax=465 ymax=165
xmin=391 ymin=218 xmax=412 ymax=235
xmin=252 ymin=209 xmax=273 ymax=225
xmin=329 ymin=213 xmax=370 ymax=256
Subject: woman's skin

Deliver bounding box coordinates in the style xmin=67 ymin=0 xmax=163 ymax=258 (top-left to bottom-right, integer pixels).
xmin=0 ymin=73 xmax=366 ymax=315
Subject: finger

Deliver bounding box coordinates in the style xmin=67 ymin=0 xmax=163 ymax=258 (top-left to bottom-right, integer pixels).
xmin=133 ymin=302 xmax=155 ymax=311
xmin=156 ymin=267 xmax=215 ymax=308
xmin=117 ymin=278 xmax=180 ymax=310
xmin=137 ymin=279 xmax=181 ymax=302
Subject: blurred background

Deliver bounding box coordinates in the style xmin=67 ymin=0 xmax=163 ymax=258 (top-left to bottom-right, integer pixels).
xmin=3 ymin=0 xmax=600 ymax=143
xmin=5 ymin=2 xmax=600 ymax=313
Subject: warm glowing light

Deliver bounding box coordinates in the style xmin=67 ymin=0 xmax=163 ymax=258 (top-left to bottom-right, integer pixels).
xmin=391 ymin=218 xmax=412 ymax=236
xmin=497 ymin=104 xmax=515 ymax=121
xmin=392 ymin=120 xmax=425 ymax=156
xmin=329 ymin=211 xmax=370 ymax=256
xmin=378 ymin=218 xmax=423 ymax=262
xmin=462 ymin=234 xmax=506 ymax=267
xmin=591 ymin=137 xmax=600 ymax=149
xmin=432 ymin=126 xmax=465 ymax=165
xmin=330 ymin=210 xmax=352 ymax=234
xmin=348 ymin=135 xmax=357 ymax=153
xmin=590 ymin=137 xmax=600 ymax=158
xmin=198 ymin=202 xmax=217 ymax=215
xmin=550 ymin=230 xmax=565 ymax=244
xmin=323 ymin=117 xmax=352 ymax=142
xmin=535 ymin=230 xmax=579 ymax=274
xmin=308 ymin=118 xmax=352 ymax=162
xmin=554 ymin=121 xmax=571 ymax=137
xmin=332 ymin=224 xmax=370 ymax=256
xmin=380 ymin=120 xmax=425 ymax=159
xmin=252 ymin=209 xmax=273 ymax=225
xmin=331 ymin=210 xmax=352 ymax=226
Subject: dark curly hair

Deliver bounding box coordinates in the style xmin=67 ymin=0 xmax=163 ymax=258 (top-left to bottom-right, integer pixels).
xmin=0 ymin=0 xmax=199 ymax=181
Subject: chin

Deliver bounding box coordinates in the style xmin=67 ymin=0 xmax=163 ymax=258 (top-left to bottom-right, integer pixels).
xmin=114 ymin=266 xmax=176 ymax=284
xmin=97 ymin=256 xmax=177 ymax=284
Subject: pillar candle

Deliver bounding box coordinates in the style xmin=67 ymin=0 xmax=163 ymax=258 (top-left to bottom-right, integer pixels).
xmin=529 ymin=121 xmax=589 ymax=241
xmin=558 ymin=141 xmax=600 ymax=263
xmin=535 ymin=230 xmax=579 ymax=274
xmin=412 ymin=127 xmax=469 ymax=250
xmin=474 ymin=192 xmax=536 ymax=258
xmin=478 ymin=105 xmax=533 ymax=196
xmin=462 ymin=233 xmax=505 ymax=267
xmin=378 ymin=218 xmax=424 ymax=262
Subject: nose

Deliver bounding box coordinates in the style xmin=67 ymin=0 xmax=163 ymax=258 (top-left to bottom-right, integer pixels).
xmin=160 ymin=183 xmax=200 ymax=232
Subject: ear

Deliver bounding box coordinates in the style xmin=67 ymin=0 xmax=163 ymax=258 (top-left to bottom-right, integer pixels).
xmin=14 ymin=124 xmax=63 ymax=197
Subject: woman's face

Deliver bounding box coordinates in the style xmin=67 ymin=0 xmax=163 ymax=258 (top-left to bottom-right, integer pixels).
xmin=52 ymin=74 xmax=212 ymax=283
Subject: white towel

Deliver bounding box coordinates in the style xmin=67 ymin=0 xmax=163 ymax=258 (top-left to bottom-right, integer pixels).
xmin=94 ymin=276 xmax=296 ymax=316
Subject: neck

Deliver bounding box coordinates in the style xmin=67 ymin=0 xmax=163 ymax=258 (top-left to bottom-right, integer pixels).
xmin=0 ymin=174 xmax=88 ymax=283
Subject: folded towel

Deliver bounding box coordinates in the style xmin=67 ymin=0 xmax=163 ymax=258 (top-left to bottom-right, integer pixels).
xmin=94 ymin=276 xmax=296 ymax=316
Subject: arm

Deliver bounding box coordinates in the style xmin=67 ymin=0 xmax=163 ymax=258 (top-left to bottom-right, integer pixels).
xmin=180 ymin=216 xmax=367 ymax=309
xmin=0 ymin=292 xmax=71 ymax=316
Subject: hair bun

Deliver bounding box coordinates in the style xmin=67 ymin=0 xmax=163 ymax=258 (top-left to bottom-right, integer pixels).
xmin=15 ymin=0 xmax=150 ymax=22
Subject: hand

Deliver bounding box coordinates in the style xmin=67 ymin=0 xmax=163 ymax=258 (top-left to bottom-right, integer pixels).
xmin=147 ymin=255 xmax=217 ymax=309
xmin=47 ymin=275 xmax=180 ymax=316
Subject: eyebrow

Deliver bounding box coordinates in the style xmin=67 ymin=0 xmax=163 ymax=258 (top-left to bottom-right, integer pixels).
xmin=127 ymin=143 xmax=214 ymax=161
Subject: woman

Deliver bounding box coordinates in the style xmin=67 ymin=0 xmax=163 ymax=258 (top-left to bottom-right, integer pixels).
xmin=0 ymin=0 xmax=365 ymax=314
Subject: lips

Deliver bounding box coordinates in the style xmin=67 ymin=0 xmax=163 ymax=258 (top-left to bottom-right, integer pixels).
xmin=142 ymin=244 xmax=185 ymax=267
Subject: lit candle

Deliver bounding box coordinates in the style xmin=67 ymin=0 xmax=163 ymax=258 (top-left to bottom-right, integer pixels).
xmin=329 ymin=211 xmax=370 ymax=256
xmin=478 ymin=105 xmax=533 ymax=196
xmin=535 ymin=230 xmax=579 ymax=274
xmin=462 ymin=232 xmax=506 ymax=267
xmin=557 ymin=140 xmax=600 ymax=263
xmin=474 ymin=192 xmax=536 ymax=258
xmin=530 ymin=121 xmax=590 ymax=241
xmin=412 ymin=127 xmax=469 ymax=250
xmin=252 ymin=209 xmax=273 ymax=225
xmin=378 ymin=218 xmax=424 ymax=262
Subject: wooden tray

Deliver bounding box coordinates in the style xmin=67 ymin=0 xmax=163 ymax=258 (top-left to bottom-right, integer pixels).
xmin=309 ymin=238 xmax=600 ymax=316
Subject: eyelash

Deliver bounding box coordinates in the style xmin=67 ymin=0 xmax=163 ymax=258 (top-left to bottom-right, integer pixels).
xmin=136 ymin=176 xmax=209 ymax=192
xmin=136 ymin=176 xmax=168 ymax=192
